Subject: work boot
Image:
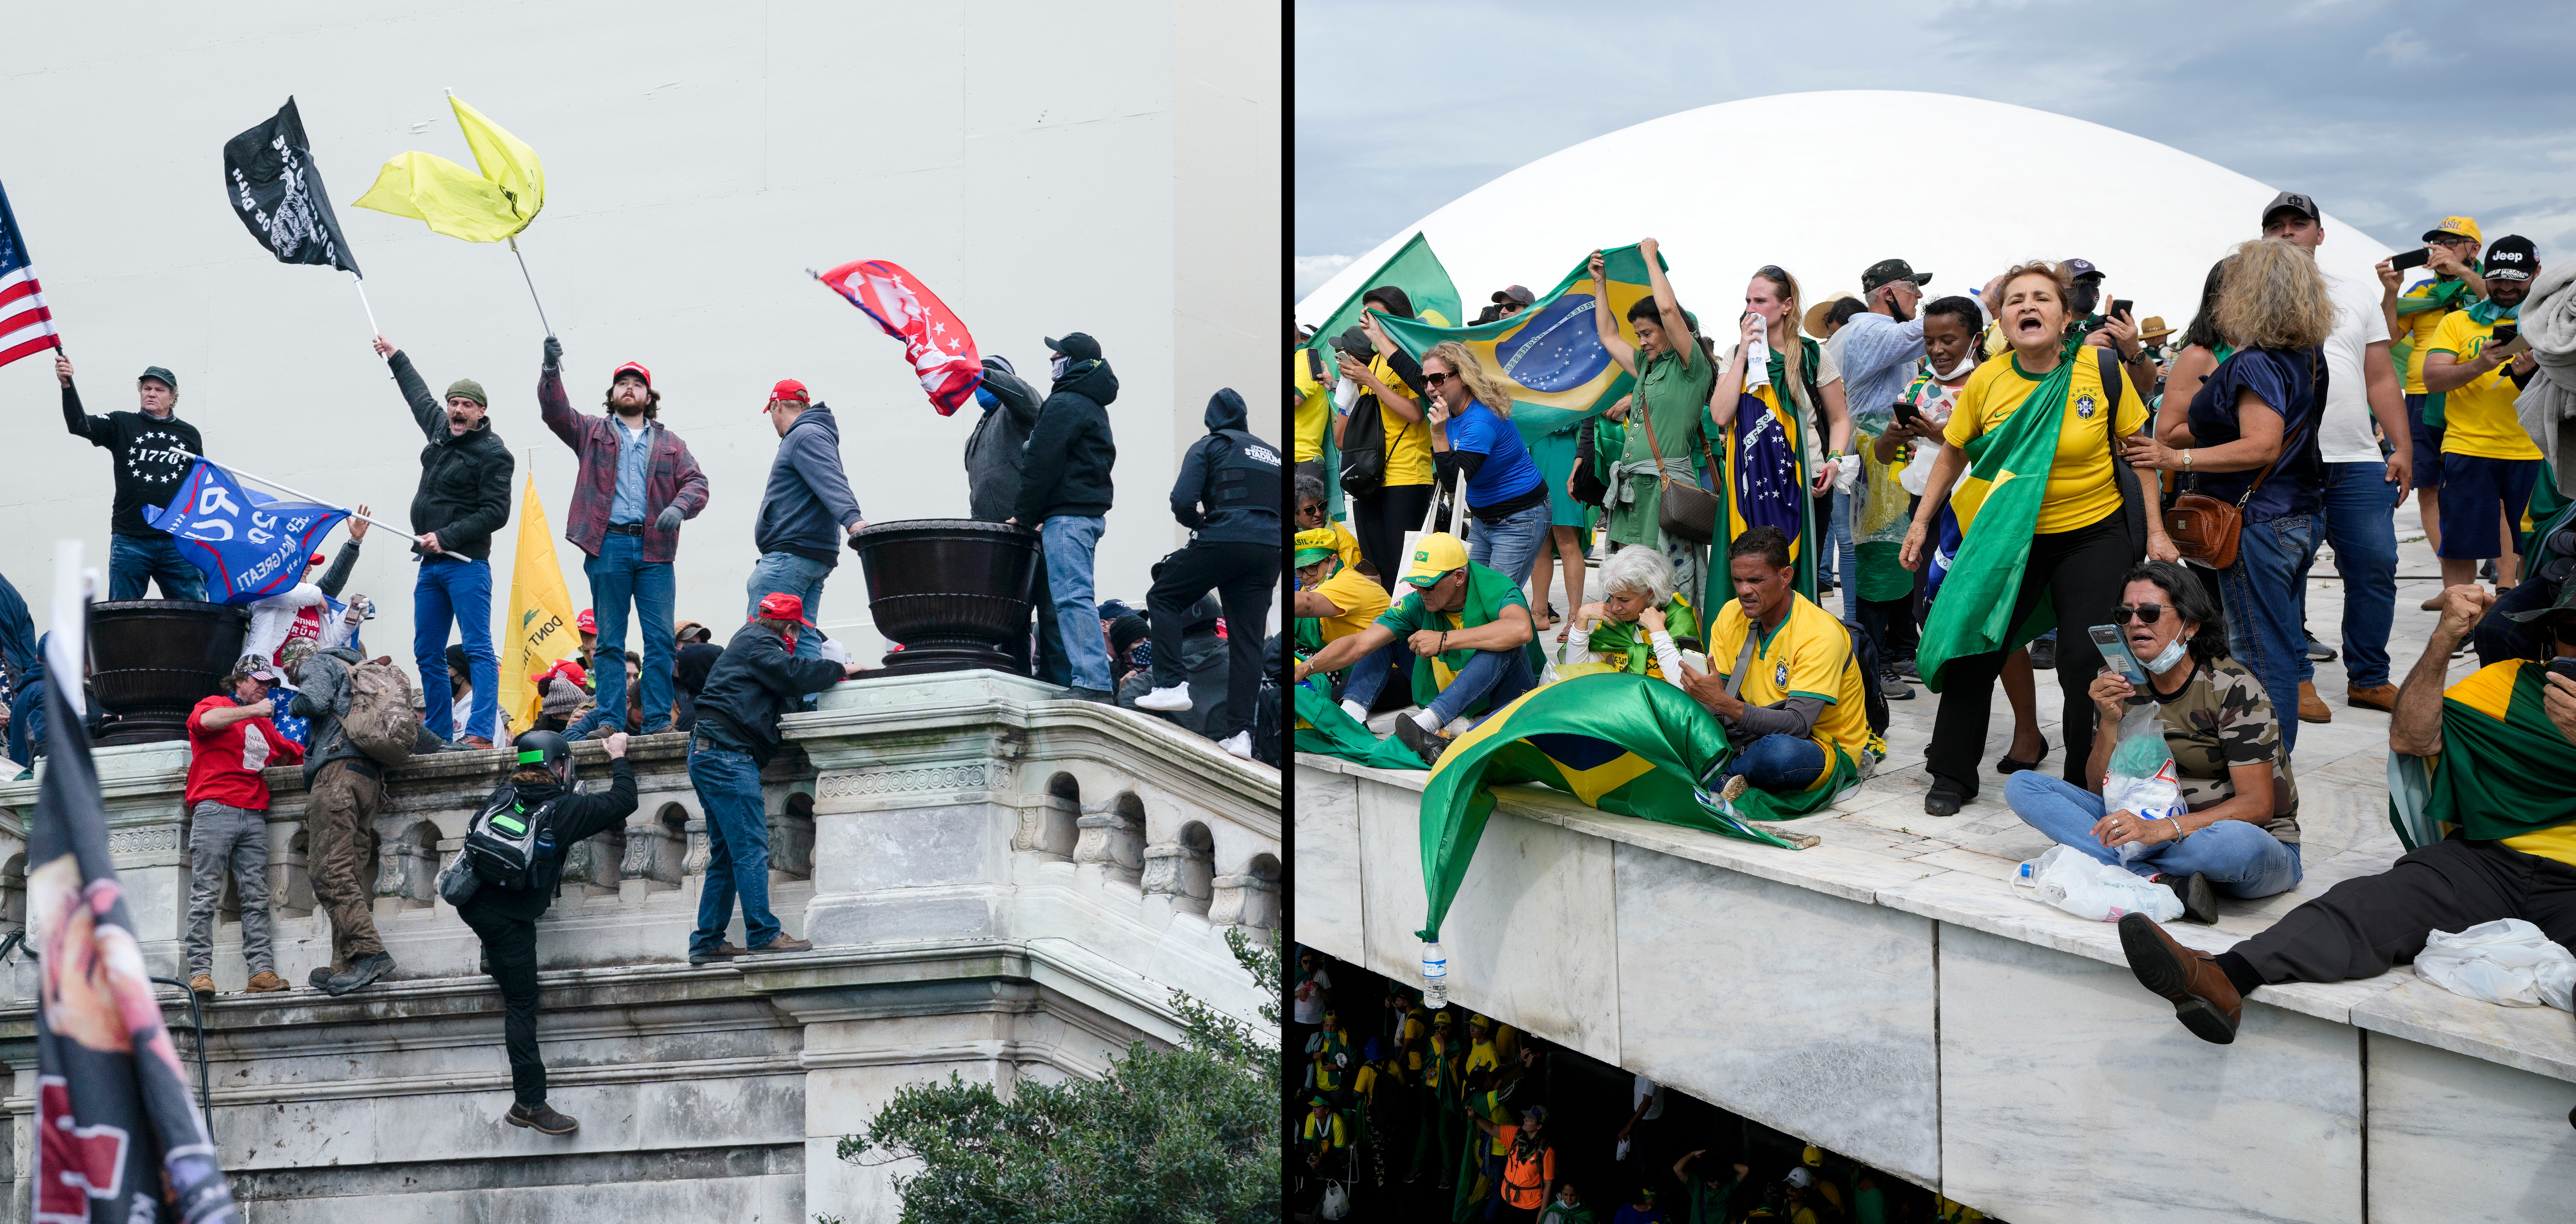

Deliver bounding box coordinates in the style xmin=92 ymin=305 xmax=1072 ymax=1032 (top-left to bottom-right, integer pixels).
xmin=245 ymin=970 xmax=288 ymax=993
xmin=2296 ymin=680 xmax=2331 ymax=725
xmin=2154 ymin=871 xmax=2220 ymax=925
xmin=1134 ymin=683 xmax=1193 ymax=712
xmin=747 ymin=935 xmax=812 ymax=954
xmin=2346 ymin=683 xmax=2398 ymax=713
xmin=582 ymin=725 xmax=620 ymax=741
xmin=688 ymin=942 xmax=750 ymax=966
xmin=322 ymin=953 xmax=396 ymax=996
xmin=1392 ymin=716 xmax=1451 ymax=767
xmin=2116 ymin=912 xmax=2240 ymax=1044
xmin=310 ymin=966 xmax=337 ymax=992
xmin=188 ymin=973 xmax=216 ymax=999
xmin=506 ymin=1102 xmax=579 ymax=1136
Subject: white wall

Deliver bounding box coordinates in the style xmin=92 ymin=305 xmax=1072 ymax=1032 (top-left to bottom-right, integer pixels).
xmin=0 ymin=0 xmax=1279 ymax=677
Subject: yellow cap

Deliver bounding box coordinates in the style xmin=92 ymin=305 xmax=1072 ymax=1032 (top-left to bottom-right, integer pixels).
xmin=2424 ymin=215 xmax=2482 ymax=245
xmin=1403 ymin=532 xmax=1469 ymax=588
xmin=1294 ymin=527 xmax=1340 ymax=567
xmin=1802 ymin=1145 xmax=1823 ymax=1166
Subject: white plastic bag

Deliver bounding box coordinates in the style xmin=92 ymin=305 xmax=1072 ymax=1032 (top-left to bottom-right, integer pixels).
xmin=1321 ymin=1181 xmax=1351 ymax=1220
xmin=2101 ymin=703 xmax=2185 ymax=863
xmin=2011 ymin=844 xmax=2184 ymax=923
xmin=2415 ymin=918 xmax=2576 ymax=1010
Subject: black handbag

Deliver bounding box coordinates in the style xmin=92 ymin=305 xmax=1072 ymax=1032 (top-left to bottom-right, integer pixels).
xmin=1570 ymin=417 xmax=1611 ymax=507
xmin=2098 ymin=347 xmax=2149 ymax=563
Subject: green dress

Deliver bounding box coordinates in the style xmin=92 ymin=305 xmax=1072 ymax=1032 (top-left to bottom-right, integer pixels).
xmin=1608 ymin=348 xmax=1717 ymax=548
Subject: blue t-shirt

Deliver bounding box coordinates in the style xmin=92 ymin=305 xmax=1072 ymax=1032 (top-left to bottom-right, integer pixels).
xmin=2185 ymin=346 xmax=2322 ymax=521
xmin=1447 ymin=402 xmax=1544 ymax=509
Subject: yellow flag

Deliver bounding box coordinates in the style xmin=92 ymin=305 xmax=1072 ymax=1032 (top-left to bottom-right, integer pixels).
xmin=350 ymin=93 xmax=544 ymax=242
xmin=500 ymin=474 xmax=580 ymax=736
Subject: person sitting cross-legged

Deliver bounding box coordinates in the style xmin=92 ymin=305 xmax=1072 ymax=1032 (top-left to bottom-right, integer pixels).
xmin=2006 ymin=560 xmax=2304 ymax=924
xmin=1675 ymin=526 xmax=1878 ymax=802
xmin=2115 ymin=579 xmax=2576 ymax=1044
xmin=1565 ymin=545 xmax=1699 ymax=679
xmin=1292 ymin=531 xmax=1542 ymax=766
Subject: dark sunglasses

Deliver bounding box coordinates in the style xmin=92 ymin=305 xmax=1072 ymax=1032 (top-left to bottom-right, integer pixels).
xmin=1422 ymin=371 xmax=1453 ymax=388
xmin=1296 ymin=501 xmax=1326 ymax=517
xmin=2113 ymin=603 xmax=2170 ymax=624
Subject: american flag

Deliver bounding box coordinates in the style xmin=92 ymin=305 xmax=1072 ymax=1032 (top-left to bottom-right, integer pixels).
xmin=0 ymin=178 xmax=63 ymax=370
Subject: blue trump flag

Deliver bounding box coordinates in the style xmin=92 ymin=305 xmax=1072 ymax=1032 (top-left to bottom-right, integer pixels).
xmin=144 ymin=460 xmax=347 ymax=604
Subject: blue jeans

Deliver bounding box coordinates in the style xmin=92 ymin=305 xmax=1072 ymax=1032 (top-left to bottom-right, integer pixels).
xmin=2312 ymin=461 xmax=2400 ymax=688
xmin=2005 ymin=771 xmax=2303 ymax=898
xmin=107 ymin=533 xmax=208 ymax=602
xmin=2218 ymin=514 xmax=2321 ymax=754
xmin=414 ymin=557 xmax=498 ymax=741
xmin=747 ymin=550 xmax=831 ymax=668
xmin=1465 ymin=500 xmax=1549 ymax=590
xmin=1423 ymin=647 xmax=1536 ymax=727
xmin=1826 ymin=489 xmax=1856 ymax=619
xmin=1725 ymin=732 xmax=1826 ymax=794
xmin=687 ymin=740 xmax=780 ymax=954
xmin=1041 ymin=515 xmax=1110 ymax=691
xmin=571 ymin=532 xmax=677 ymax=735
xmin=1337 ymin=639 xmax=1412 ymax=711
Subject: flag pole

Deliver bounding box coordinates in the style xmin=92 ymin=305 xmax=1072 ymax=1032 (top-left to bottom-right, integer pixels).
xmin=352 ymin=273 xmax=380 ymax=338
xmin=173 ymin=451 xmax=406 ymax=535
xmin=508 ymin=236 xmax=552 ymax=338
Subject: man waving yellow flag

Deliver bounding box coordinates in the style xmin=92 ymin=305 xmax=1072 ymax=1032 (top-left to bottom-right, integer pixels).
xmin=500 ymin=473 xmax=580 ymax=737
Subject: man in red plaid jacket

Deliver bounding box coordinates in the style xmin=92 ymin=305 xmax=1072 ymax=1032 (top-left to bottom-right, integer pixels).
xmin=538 ymin=336 xmax=711 ymax=737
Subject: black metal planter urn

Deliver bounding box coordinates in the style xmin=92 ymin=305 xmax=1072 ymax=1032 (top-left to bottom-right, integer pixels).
xmin=87 ymin=600 xmax=251 ymax=745
xmin=849 ymin=519 xmax=1041 ymax=677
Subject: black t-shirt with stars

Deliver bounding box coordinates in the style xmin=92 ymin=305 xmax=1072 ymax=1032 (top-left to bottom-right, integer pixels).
xmin=63 ymin=381 xmax=204 ymax=537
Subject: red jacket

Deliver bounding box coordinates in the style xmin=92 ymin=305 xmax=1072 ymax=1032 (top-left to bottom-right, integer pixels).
xmin=538 ymin=368 xmax=711 ymax=561
xmin=185 ymin=695 xmax=303 ymax=811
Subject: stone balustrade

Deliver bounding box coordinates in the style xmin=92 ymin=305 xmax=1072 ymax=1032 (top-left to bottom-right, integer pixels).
xmin=0 ymin=671 xmax=1278 ymax=1222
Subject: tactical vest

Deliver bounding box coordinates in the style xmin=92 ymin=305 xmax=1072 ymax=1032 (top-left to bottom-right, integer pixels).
xmin=1206 ymin=429 xmax=1280 ymax=514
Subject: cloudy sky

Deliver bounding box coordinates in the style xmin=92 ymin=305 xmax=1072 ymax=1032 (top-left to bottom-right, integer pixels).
xmin=1294 ymin=0 xmax=2576 ymax=296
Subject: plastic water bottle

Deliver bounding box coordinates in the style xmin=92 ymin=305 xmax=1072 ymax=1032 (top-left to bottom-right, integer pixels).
xmin=1421 ymin=941 xmax=1448 ymax=1009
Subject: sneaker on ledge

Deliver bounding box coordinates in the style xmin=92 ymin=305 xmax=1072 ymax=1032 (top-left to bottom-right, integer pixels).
xmin=1134 ymin=683 xmax=1193 ymax=712
xmin=746 ymin=935 xmax=813 ymax=954
xmin=462 ymin=736 xmax=495 ymax=750
xmin=1218 ymin=731 xmax=1254 ymax=759
xmin=506 ymin=1102 xmax=580 ymax=1136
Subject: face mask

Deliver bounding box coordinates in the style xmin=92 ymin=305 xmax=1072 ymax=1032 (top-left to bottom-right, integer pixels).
xmin=1932 ymin=347 xmax=1977 ymax=382
xmin=1050 ymin=353 xmax=1071 ymax=380
xmin=2068 ymin=284 xmax=2101 ymax=318
xmin=2145 ymin=634 xmax=2191 ymax=675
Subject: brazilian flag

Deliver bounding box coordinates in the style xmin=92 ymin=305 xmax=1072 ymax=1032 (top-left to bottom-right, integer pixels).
xmin=1912 ymin=356 xmax=2078 ymax=692
xmin=1294 ymin=670 xmax=1427 ymax=772
xmin=1373 ymin=242 xmax=1668 ymax=438
xmin=1415 ymin=673 xmax=1838 ymax=947
xmin=2391 ymin=659 xmax=2576 ymax=850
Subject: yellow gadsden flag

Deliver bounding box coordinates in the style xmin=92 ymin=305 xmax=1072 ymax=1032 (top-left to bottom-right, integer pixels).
xmin=499 ymin=473 xmax=580 ymax=737
xmin=352 ymin=93 xmax=546 ymax=242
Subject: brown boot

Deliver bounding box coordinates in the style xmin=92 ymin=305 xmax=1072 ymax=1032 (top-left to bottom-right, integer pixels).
xmin=746 ymin=935 xmax=812 ymax=954
xmin=2346 ymin=683 xmax=2398 ymax=713
xmin=188 ymin=973 xmax=216 ymax=999
xmin=244 ymin=970 xmax=289 ymax=993
xmin=2296 ymin=680 xmax=2331 ymax=724
xmin=2117 ymin=912 xmax=2241 ymax=1044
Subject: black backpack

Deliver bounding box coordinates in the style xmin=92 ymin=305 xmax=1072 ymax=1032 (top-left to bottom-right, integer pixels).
xmin=463 ymin=784 xmax=564 ymax=893
xmin=1253 ymin=634 xmax=1286 ymax=767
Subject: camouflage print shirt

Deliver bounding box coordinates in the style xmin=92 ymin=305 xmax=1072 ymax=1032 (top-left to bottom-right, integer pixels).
xmin=2130 ymin=658 xmax=2300 ymax=843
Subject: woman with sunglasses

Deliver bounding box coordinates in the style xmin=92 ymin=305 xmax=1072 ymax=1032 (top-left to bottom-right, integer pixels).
xmin=1422 ymin=340 xmax=1552 ymax=588
xmin=1706 ymin=264 xmax=1853 ymax=610
xmin=1294 ymin=471 xmax=1364 ymax=575
xmin=2004 ymin=560 xmax=2303 ymax=917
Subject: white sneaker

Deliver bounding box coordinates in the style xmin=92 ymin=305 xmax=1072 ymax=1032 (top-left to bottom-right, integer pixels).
xmin=1339 ymin=698 xmax=1369 ymax=723
xmin=1135 ymin=683 xmax=1193 ymax=712
xmin=1218 ymin=731 xmax=1254 ymax=759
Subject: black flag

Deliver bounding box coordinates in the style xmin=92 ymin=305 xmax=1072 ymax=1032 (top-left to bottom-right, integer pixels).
xmin=28 ymin=628 xmax=240 ymax=1222
xmin=222 ymin=97 xmax=359 ymax=276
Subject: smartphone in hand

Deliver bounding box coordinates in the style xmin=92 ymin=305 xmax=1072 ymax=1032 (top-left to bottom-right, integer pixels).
xmin=2111 ymin=298 xmax=2134 ymax=322
xmin=2089 ymin=624 xmax=2150 ymax=686
xmin=2389 ymin=248 xmax=2432 ymax=271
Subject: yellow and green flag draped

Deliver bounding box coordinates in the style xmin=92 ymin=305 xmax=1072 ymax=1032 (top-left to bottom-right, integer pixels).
xmin=499 ymin=474 xmax=581 ymax=736
xmin=1416 ymin=672 xmax=1828 ymax=946
xmin=353 ymin=93 xmax=546 ymax=242
xmin=1913 ymin=357 xmax=2078 ymax=692
xmin=1711 ymin=345 xmax=1821 ymax=612
xmin=1293 ymin=667 xmax=1427 ymax=771
xmin=1375 ymin=243 xmax=1665 ymax=437
xmin=2390 ymin=660 xmax=2576 ymax=850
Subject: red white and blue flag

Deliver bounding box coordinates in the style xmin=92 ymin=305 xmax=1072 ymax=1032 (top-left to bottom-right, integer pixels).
xmin=816 ymin=259 xmax=982 ymax=416
xmin=144 ymin=460 xmax=349 ymax=605
xmin=0 ymin=178 xmax=64 ymax=370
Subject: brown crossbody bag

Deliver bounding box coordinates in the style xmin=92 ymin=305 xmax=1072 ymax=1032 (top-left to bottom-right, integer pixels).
xmin=1633 ymin=369 xmax=1723 ymax=545
xmin=2164 ymin=350 xmax=2319 ymax=570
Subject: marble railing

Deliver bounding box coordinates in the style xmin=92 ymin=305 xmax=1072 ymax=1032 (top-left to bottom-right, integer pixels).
xmin=1297 ymin=752 xmax=2576 ymax=1224
xmin=0 ymin=672 xmax=1279 ymax=1222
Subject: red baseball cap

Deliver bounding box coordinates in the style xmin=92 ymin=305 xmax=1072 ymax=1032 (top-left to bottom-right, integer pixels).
xmin=612 ymin=361 xmax=652 ymax=389
xmin=755 ymin=591 xmax=815 ymax=625
xmin=768 ymin=379 xmax=810 ymax=407
xmin=539 ymin=658 xmax=586 ymax=686
xmin=576 ymin=609 xmax=596 ymax=633
xmin=306 ymin=551 xmax=327 ymax=567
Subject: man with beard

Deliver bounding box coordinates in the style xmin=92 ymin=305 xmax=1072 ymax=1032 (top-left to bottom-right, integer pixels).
xmin=537 ymin=339 xmax=710 ymax=739
xmin=55 ymin=353 xmax=209 ymax=601
xmin=374 ymin=334 xmax=514 ymax=749
xmin=2423 ymin=235 xmax=2543 ymax=595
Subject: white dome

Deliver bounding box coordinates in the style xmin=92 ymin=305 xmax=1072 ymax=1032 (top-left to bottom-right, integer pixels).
xmin=1299 ymin=91 xmax=2393 ymax=340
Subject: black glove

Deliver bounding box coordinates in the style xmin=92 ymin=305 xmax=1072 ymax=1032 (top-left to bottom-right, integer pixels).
xmin=542 ymin=335 xmax=562 ymax=371
xmin=655 ymin=505 xmax=684 ymax=533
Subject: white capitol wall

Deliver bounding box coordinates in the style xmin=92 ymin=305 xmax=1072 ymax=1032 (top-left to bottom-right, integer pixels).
xmin=1300 ymin=91 xmax=2393 ymax=349
xmin=1 ymin=1 xmax=1279 ymax=672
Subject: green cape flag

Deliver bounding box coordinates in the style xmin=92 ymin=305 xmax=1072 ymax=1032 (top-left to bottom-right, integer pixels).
xmin=1416 ymin=672 xmax=1851 ymax=945
xmin=1913 ymin=354 xmax=2079 ymax=691
xmin=1293 ymin=672 xmax=1428 ymax=771
xmin=1305 ymin=230 xmax=1462 ymax=358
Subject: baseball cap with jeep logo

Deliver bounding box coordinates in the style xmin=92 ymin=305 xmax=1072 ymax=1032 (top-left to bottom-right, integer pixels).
xmin=2482 ymin=235 xmax=2537 ymax=281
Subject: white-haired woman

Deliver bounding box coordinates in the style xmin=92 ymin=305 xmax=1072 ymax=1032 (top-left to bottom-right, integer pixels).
xmin=1567 ymin=545 xmax=1700 ymax=682
xmin=1423 ymin=339 xmax=1551 ymax=588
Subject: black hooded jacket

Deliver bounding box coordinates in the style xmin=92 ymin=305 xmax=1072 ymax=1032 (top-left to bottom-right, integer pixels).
xmin=389 ymin=351 xmax=516 ymax=560
xmin=1169 ymin=388 xmax=1280 ymax=546
xmin=1012 ymin=357 xmax=1118 ymax=523
xmin=693 ymin=623 xmax=848 ymax=767
xmin=458 ymin=758 xmax=638 ymax=923
xmin=965 ymin=356 xmax=1045 ymax=523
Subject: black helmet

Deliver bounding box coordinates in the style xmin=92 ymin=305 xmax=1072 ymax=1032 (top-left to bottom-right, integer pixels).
xmin=512 ymin=730 xmax=574 ymax=787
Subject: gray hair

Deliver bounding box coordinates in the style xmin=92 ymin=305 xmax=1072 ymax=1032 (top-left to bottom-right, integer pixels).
xmin=1296 ymin=471 xmax=1327 ymax=506
xmin=1599 ymin=546 xmax=1677 ymax=605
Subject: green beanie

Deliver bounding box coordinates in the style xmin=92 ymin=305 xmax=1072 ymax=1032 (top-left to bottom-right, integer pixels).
xmin=445 ymin=378 xmax=489 ymax=408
